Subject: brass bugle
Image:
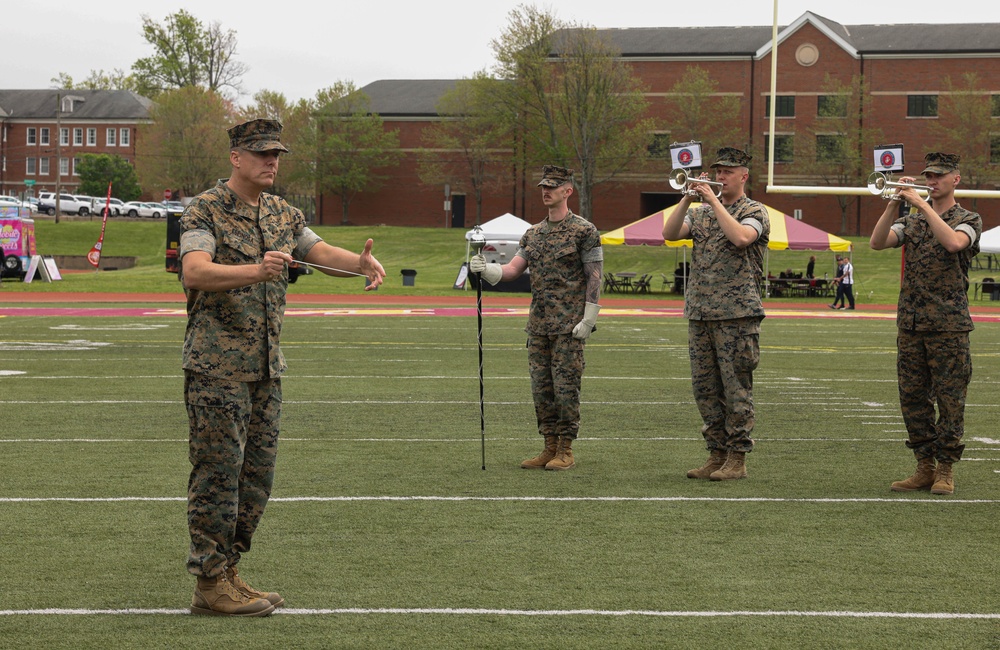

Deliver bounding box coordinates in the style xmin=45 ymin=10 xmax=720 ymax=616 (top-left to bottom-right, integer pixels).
xmin=867 ymin=171 xmax=931 ymax=200
xmin=669 ymin=168 xmax=723 ymax=197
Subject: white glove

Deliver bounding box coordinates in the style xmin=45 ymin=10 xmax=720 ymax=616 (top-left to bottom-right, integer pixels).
xmin=470 ymin=254 xmax=502 ymax=286
xmin=572 ymin=302 xmax=600 ymax=340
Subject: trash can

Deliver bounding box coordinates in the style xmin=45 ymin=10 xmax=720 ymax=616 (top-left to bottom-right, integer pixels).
xmin=401 ymin=269 xmax=417 ymax=286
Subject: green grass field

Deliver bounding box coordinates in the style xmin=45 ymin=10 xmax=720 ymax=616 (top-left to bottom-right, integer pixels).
xmin=4 ymin=218 xmax=1000 ymax=305
xmin=1 ymin=304 xmax=998 ymax=648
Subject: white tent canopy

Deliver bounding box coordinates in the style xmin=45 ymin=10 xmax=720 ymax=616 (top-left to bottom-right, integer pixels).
xmin=464 ymin=213 xmax=531 ymax=243
xmin=980 ymin=225 xmax=1000 ymax=254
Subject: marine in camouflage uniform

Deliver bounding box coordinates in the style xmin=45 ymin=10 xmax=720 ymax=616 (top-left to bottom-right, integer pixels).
xmin=470 ymin=165 xmax=603 ymax=470
xmin=663 ymin=147 xmax=770 ymax=481
xmin=870 ymin=152 xmax=981 ymax=495
xmin=180 ymin=118 xmax=384 ymax=615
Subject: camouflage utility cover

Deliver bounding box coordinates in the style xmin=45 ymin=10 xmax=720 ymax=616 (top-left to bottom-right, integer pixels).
xmin=891 ymin=203 xmax=981 ymax=332
xmin=179 ymin=180 xmax=322 ymax=381
xmin=683 ymin=196 xmax=770 ymax=321
xmin=516 ymin=213 xmax=603 ymax=335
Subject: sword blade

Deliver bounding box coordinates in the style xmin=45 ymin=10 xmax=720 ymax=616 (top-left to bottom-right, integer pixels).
xmin=292 ymin=260 xmax=365 ymax=277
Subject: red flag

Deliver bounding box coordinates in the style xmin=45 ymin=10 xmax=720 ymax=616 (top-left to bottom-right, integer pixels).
xmin=87 ymin=182 xmax=112 ymax=268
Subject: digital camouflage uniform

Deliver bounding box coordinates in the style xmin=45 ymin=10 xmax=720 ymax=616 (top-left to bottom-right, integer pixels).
xmin=516 ymin=212 xmax=603 ymax=440
xmin=890 ymin=203 xmax=981 ymax=464
xmin=683 ymin=196 xmax=770 ymax=453
xmin=180 ymin=179 xmax=321 ymax=578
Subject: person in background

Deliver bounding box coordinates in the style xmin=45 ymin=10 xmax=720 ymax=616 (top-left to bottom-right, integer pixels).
xmin=829 ymin=255 xmax=846 ymax=309
xmin=179 ymin=118 xmax=385 ymax=616
xmin=869 ymin=152 xmax=981 ymax=495
xmin=470 ymin=165 xmax=603 ymax=471
xmin=663 ymin=147 xmax=770 ymax=481
xmin=806 ymin=255 xmax=816 ymax=279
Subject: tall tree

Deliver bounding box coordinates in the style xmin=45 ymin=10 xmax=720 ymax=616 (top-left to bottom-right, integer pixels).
xmin=131 ymin=10 xmax=247 ymax=98
xmin=50 ymin=69 xmax=139 ymax=92
xmin=135 ymin=86 xmax=234 ymax=199
xmin=288 ymin=82 xmax=402 ymax=224
xmin=797 ymin=74 xmax=883 ymax=234
xmin=930 ymin=72 xmax=1000 ymax=213
xmin=417 ymin=76 xmax=512 ymax=225
xmin=662 ymin=66 xmax=745 ymax=159
xmin=76 ymin=154 xmax=143 ymax=202
xmin=486 ymin=5 xmax=654 ymax=223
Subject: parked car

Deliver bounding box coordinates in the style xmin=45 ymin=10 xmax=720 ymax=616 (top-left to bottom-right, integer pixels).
xmin=163 ymin=201 xmax=185 ymax=217
xmin=90 ymin=197 xmax=125 ymax=216
xmin=37 ymin=192 xmax=92 ymax=216
xmin=146 ymin=202 xmax=169 ymax=218
xmin=0 ymin=195 xmax=38 ymax=214
xmin=121 ymin=201 xmax=164 ymax=218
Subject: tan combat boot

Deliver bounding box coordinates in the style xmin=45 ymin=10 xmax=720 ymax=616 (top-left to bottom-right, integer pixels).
xmin=709 ymin=451 xmax=748 ymax=481
xmin=545 ymin=437 xmax=576 ymax=471
xmin=930 ymin=461 xmax=955 ymax=495
xmin=521 ymin=435 xmax=559 ymax=469
xmin=227 ymin=564 xmax=285 ymax=608
xmin=687 ymin=449 xmax=727 ymax=479
xmin=890 ymin=457 xmax=936 ymax=492
xmin=191 ymin=572 xmax=275 ymax=617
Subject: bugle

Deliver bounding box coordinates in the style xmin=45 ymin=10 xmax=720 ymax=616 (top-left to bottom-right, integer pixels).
xmin=669 ymin=168 xmax=722 ymax=198
xmin=867 ymin=171 xmax=931 ymax=201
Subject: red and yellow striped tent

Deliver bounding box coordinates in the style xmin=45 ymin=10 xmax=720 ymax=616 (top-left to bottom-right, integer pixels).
xmin=601 ymin=205 xmax=851 ymax=252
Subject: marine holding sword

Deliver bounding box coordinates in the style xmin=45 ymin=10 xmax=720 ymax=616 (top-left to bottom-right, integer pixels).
xmin=178 ymin=118 xmax=384 ymax=616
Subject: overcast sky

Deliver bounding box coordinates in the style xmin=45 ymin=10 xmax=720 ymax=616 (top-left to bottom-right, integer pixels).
xmin=9 ymin=1 xmax=1000 ymax=105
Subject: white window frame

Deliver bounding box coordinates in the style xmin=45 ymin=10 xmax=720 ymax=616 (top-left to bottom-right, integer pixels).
xmin=40 ymin=128 xmax=50 ymax=146
xmin=40 ymin=157 xmax=50 ymax=175
xmin=60 ymin=128 xmax=69 ymax=146
xmin=73 ymin=128 xmax=83 ymax=146
xmin=120 ymin=128 xmax=130 ymax=146
xmin=27 ymin=128 xmax=37 ymax=145
xmin=106 ymin=128 xmax=116 ymax=146
xmin=87 ymin=128 xmax=97 ymax=146
xmin=59 ymin=157 xmax=69 ymax=176
xmin=72 ymin=157 xmax=81 ymax=176
xmin=27 ymin=157 xmax=37 ymax=174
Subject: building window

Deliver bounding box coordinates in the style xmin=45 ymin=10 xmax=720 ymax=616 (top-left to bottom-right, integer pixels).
xmin=73 ymin=157 xmax=81 ymax=176
xmin=765 ymin=134 xmax=794 ymax=162
xmin=992 ymin=95 xmax=1000 ymax=117
xmin=87 ymin=128 xmax=97 ymax=146
xmin=766 ymin=96 xmax=796 ymax=118
xmin=60 ymin=128 xmax=69 ymax=146
xmin=41 ymin=128 xmax=50 ymax=146
xmin=27 ymin=128 xmax=37 ymax=145
xmin=120 ymin=128 xmax=130 ymax=146
xmin=907 ymin=95 xmax=938 ymax=117
xmin=107 ymin=128 xmax=117 ymax=146
xmin=73 ymin=128 xmax=84 ymax=145
xmin=647 ymin=133 xmax=672 ymax=158
xmin=991 ymin=136 xmax=1000 ymax=164
xmin=816 ymin=134 xmax=844 ymax=162
xmin=817 ymin=96 xmax=847 ymax=117
xmin=60 ymin=157 xmax=69 ymax=176
xmin=40 ymin=158 xmax=50 ymax=175
xmin=27 ymin=157 xmax=37 ymax=174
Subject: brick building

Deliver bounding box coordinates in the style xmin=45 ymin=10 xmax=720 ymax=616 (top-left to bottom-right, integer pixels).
xmin=0 ymin=89 xmax=152 ymax=198
xmin=337 ymin=12 xmax=1000 ymax=235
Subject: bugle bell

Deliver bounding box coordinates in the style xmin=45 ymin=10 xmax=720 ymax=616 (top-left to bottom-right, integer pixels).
xmin=669 ymin=168 xmax=723 ymax=198
xmin=867 ymin=171 xmax=931 ymax=201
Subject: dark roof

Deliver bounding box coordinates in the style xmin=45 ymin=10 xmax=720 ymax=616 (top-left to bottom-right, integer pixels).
xmin=560 ymin=14 xmax=1000 ymax=57
xmin=360 ymin=79 xmax=459 ymax=116
xmin=0 ymin=89 xmax=153 ymax=120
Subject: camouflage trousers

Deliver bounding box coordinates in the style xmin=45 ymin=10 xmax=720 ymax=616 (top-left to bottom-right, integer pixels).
xmin=184 ymin=371 xmax=281 ymax=578
xmin=527 ymin=334 xmax=585 ymax=439
xmin=688 ymin=318 xmax=761 ymax=453
xmin=897 ymin=329 xmax=971 ymax=463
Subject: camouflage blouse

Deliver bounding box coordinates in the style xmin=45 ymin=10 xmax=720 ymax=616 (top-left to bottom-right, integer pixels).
xmin=179 ymin=180 xmax=322 ymax=381
xmin=683 ymin=196 xmax=770 ymax=321
xmin=890 ymin=203 xmax=981 ymax=332
xmin=516 ymin=212 xmax=603 ymax=336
